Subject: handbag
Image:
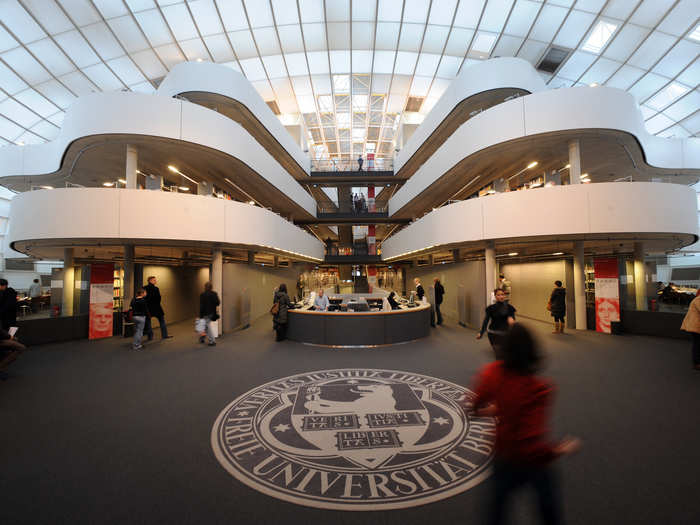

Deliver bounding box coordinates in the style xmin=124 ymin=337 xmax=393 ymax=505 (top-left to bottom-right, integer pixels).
xmin=270 ymin=302 xmax=279 ymax=316
xmin=546 ymin=300 xmax=552 ymax=311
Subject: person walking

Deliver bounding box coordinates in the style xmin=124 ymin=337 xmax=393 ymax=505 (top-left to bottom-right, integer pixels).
xmin=549 ymin=280 xmax=566 ymax=334
xmin=680 ymin=290 xmax=700 ymax=370
xmin=414 ymin=278 xmax=425 ymax=301
xmin=272 ymin=283 xmax=291 ymax=341
xmin=465 ymin=323 xmax=581 ymax=525
xmin=477 ymin=288 xmax=516 ymax=357
xmin=129 ymin=288 xmax=149 ymax=350
xmin=0 ymin=279 xmax=18 ymax=330
xmin=144 ymin=276 xmax=172 ymax=340
xmin=434 ymin=278 xmax=445 ymax=325
xmin=357 ymin=155 xmax=364 ymax=171
xmin=29 ymin=278 xmax=41 ymax=313
xmin=199 ymin=282 xmax=220 ymax=346
xmin=0 ymin=326 xmax=26 ymax=377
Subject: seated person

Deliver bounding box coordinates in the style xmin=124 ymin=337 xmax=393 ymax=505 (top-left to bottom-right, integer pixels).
xmin=0 ymin=327 xmax=26 ymax=375
xmin=313 ymin=289 xmax=330 ymax=311
xmin=387 ymin=291 xmax=400 ymax=310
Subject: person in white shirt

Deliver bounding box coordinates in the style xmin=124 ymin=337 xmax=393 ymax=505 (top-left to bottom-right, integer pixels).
xmin=314 ymin=289 xmax=330 ymax=311
xmin=29 ymin=278 xmax=41 ymax=313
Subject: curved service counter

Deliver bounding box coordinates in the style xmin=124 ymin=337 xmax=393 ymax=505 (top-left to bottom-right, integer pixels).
xmin=287 ymin=297 xmax=431 ymax=347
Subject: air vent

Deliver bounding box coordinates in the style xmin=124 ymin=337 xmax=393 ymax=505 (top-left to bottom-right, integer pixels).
xmin=405 ymin=96 xmax=424 ymax=112
xmin=266 ymin=100 xmax=280 ymax=115
xmin=537 ymin=46 xmax=571 ymax=74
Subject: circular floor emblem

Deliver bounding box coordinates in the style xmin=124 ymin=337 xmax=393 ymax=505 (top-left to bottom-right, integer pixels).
xmin=211 ymin=369 xmax=495 ymax=510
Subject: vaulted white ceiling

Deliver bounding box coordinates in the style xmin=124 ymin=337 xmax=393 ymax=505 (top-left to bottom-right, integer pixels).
xmin=0 ymin=0 xmax=698 ymax=168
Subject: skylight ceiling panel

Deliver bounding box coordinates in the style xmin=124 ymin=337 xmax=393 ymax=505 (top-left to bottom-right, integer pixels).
xmin=229 ymin=29 xmax=258 ymax=59
xmin=415 ymin=53 xmax=440 ymax=76
xmin=131 ymin=48 xmax=168 ymax=78
xmin=371 ymin=73 xmax=391 ymax=92
xmin=307 ymin=51 xmax=329 ymax=74
xmin=253 ymin=27 xmax=281 ymax=55
xmin=425 ymin=0 xmax=455 ymax=25
xmin=529 ymin=4 xmax=568 ymax=43
xmin=58 ymin=0 xmax=101 ymax=27
xmin=262 ymin=54 xmax=286 ymax=78
xmin=386 ymin=93 xmax=404 ymax=113
xmin=409 ymin=75 xmax=432 ymax=97
xmin=92 ymin=0 xmax=130 ymax=19
xmin=377 ymin=0 xmax=402 ymax=23
xmin=285 ymin=52 xmax=308 ymax=76
xmin=601 ymin=0 xmax=637 ymax=22
xmin=602 ymin=23 xmax=649 ymax=62
xmin=14 ymin=88 xmax=58 ymax=118
xmin=480 ymin=0 xmax=515 ymax=33
xmin=653 ymin=40 xmax=699 ymax=79
xmin=125 ymin=0 xmax=156 ymax=12
xmin=375 ymin=23 xmax=400 ymax=50
xmin=627 ymin=31 xmax=677 ymax=70
xmin=656 ymin=124 xmax=690 ymax=138
xmin=326 ymin=0 xmax=349 ymax=22
xmin=327 ymin=22 xmax=350 ymax=49
xmin=311 ymin=74 xmax=331 ymax=94
xmin=35 ymin=79 xmax=76 ymax=109
xmin=239 ymin=56 xmax=267 ymax=81
xmin=251 ymin=78 xmax=273 ymax=99
xmin=0 ymin=98 xmax=42 ymax=128
xmin=155 ymin=43 xmax=185 ymax=68
xmin=662 ymin=90 xmax=700 ymax=122
xmin=291 ymin=75 xmax=312 ymax=95
xmin=330 ymin=51 xmax=351 ymax=73
xmin=627 ymin=72 xmax=670 ymax=103
xmin=372 ymin=50 xmax=394 ymax=74
xmin=579 ymin=56 xmax=621 ymax=85
xmin=221 ymin=60 xmax=241 ymax=72
xmin=639 ymin=105 xmax=656 ymax=120
xmin=574 ymin=0 xmax=606 ymax=11
xmin=629 ymin=0 xmax=674 ymax=29
xmin=644 ymin=112 xmax=675 ymax=134
xmin=657 ymin=0 xmax=698 ymax=37
xmin=296 ymin=94 xmax=316 ymax=113
xmin=302 ymin=23 xmax=326 ymax=51
xmin=134 ymin=9 xmax=174 ymax=47
xmin=26 ymin=39 xmax=75 ymax=77
xmin=107 ymin=16 xmax=150 ymax=53
xmin=422 ymin=25 xmax=449 ymax=54
xmin=270 ymin=76 xmax=294 ymax=99
xmin=277 ymin=25 xmax=305 ymax=54
xmin=0 ymin=0 xmax=46 ymax=43
xmin=15 ymin=130 xmax=45 ymax=145
xmin=299 ymin=0 xmax=323 ymax=23
xmin=470 ymin=32 xmax=498 ymax=58
xmin=82 ymin=22 xmax=124 ymax=61
xmin=203 ymin=34 xmax=235 ymax=62
xmin=390 ymin=74 xmax=412 ymax=95
xmin=0 ymin=25 xmax=18 ymax=53
xmin=271 ymin=0 xmax=299 ymax=25
xmin=352 ymin=50 xmax=372 ymax=73
xmin=676 ymin=58 xmax=699 ymax=87
xmin=679 ymin=111 xmax=700 ymax=134
xmin=605 ymin=64 xmax=645 ymax=89
xmin=549 ymin=75 xmax=574 ymax=88
xmin=30 ymin=120 xmax=60 ymax=140
xmin=436 ymin=55 xmax=461 ymax=77
xmin=398 ymin=24 xmax=425 ymax=52
xmin=646 ymin=82 xmax=690 ymax=111
xmin=445 ymin=27 xmax=474 ymax=56
xmin=83 ymin=62 xmax=123 ymax=90
xmin=129 ymin=80 xmax=155 ymax=93
xmin=23 ymin=0 xmax=73 ymax=34
xmin=188 ymin=0 xmax=223 ymax=36
xmin=403 ymin=0 xmax=431 ymax=24
xmin=0 ymin=115 xmax=24 ymax=141
xmin=394 ymin=51 xmax=418 ymax=75
xmin=453 ymin=0 xmax=485 ymax=29
xmin=352 ymin=22 xmax=374 ymax=50
xmin=518 ymin=40 xmax=547 ymax=65
xmin=59 ymin=70 xmax=98 ymax=94
xmin=493 ymin=34 xmax=523 ymax=57
xmin=553 ymin=9 xmax=596 ymax=49
xmin=178 ymin=38 xmax=210 ymax=62
xmin=555 ymin=50 xmax=597 ymax=80
xmin=55 ymin=30 xmax=104 ymax=68
xmin=1 ymin=47 xmax=52 ymax=84
xmin=161 ymin=3 xmax=200 ymax=41
xmin=244 ymin=0 xmax=274 ymax=28
xmin=504 ymin=0 xmax=540 ymax=37
xmin=215 ymin=0 xmax=248 ymax=31
xmin=47 ymin=111 xmax=64 ymax=126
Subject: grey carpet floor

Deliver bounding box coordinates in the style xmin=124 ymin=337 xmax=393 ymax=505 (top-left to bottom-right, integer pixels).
xmin=1 ymin=317 xmax=699 ymax=525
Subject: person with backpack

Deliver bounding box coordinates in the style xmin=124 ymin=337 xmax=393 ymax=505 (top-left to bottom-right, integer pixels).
xmin=272 ymin=283 xmax=291 ymax=341
xmin=199 ymin=282 xmax=220 ymax=347
xmin=130 ymin=288 xmax=149 ymax=350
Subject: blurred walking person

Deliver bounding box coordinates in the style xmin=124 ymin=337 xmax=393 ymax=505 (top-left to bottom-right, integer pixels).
xmin=477 ymin=289 xmax=516 ymax=357
xmin=680 ymin=289 xmax=700 ymax=370
xmin=130 ymin=288 xmax=149 ymax=350
xmin=199 ymin=282 xmax=220 ymax=347
xmin=29 ymin=278 xmax=41 ymax=313
xmin=272 ymin=283 xmax=291 ymax=341
xmin=548 ymin=281 xmax=566 ymax=334
xmin=465 ymin=323 xmax=581 ymax=525
xmin=434 ymin=278 xmax=445 ymax=325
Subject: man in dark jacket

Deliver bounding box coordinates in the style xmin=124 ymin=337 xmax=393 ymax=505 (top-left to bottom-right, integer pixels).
xmin=434 ymin=278 xmax=445 ymax=326
xmin=0 ymin=279 xmax=18 ymax=330
xmin=549 ymin=280 xmax=566 ymax=334
xmin=144 ymin=276 xmax=171 ymax=340
xmin=199 ymin=282 xmax=220 ymax=346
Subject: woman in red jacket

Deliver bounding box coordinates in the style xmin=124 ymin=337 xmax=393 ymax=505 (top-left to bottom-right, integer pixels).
xmin=465 ymin=323 xmax=581 ymax=525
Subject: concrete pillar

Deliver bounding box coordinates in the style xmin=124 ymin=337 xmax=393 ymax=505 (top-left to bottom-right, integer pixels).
xmin=634 ymin=242 xmax=647 ymax=311
xmin=484 ymin=241 xmax=496 ymax=306
xmin=212 ymin=247 xmax=223 ymax=335
xmin=62 ymin=248 xmax=74 ymax=316
xmin=125 ymin=145 xmax=138 ymax=189
xmin=568 ymin=139 xmax=581 ymax=185
xmin=123 ymin=244 xmax=134 ymax=307
xmin=573 ymin=240 xmax=587 ymax=330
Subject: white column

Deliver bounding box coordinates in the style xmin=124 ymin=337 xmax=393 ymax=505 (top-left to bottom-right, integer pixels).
xmin=123 ymin=244 xmax=134 ymax=306
xmin=484 ymin=241 xmax=496 ymax=305
xmin=212 ymin=247 xmax=223 ymax=335
xmin=62 ymin=248 xmax=74 ymax=316
xmin=573 ymin=240 xmax=586 ymax=330
xmin=568 ymin=139 xmax=581 ymax=185
xmin=125 ymin=145 xmax=138 ymax=189
xmin=634 ymin=242 xmax=647 ymax=311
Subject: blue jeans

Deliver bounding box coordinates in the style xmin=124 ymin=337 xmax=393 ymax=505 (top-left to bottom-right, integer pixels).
xmin=145 ymin=314 xmax=168 ymax=339
xmin=133 ymin=316 xmax=146 ymax=348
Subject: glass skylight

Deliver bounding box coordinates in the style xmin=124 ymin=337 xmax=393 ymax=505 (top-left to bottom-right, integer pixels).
xmin=646 ymin=83 xmax=690 ymax=112
xmin=689 ymin=24 xmax=700 ymax=42
xmin=582 ymin=21 xmax=618 ymax=54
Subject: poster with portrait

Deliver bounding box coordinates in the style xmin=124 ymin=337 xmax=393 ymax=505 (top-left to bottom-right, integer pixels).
xmin=89 ymin=263 xmax=114 ymax=339
xmin=594 ymin=257 xmax=620 ymax=334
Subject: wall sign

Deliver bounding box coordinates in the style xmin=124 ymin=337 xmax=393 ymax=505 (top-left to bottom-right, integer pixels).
xmin=88 ymin=263 xmax=114 ymax=340
xmin=594 ymin=257 xmax=620 ymax=334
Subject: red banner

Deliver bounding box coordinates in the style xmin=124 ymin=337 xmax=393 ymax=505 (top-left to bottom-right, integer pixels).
xmin=594 ymin=257 xmax=620 ymax=334
xmin=89 ymin=263 xmax=114 ymax=339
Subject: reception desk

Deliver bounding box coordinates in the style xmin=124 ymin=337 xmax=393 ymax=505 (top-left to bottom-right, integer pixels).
xmin=287 ymin=300 xmax=431 ymax=347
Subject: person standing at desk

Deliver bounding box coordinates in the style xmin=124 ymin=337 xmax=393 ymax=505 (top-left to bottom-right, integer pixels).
xmin=314 ymin=289 xmax=330 ymax=311
xmin=414 ymin=278 xmax=425 ymax=301
xmin=434 ymin=278 xmax=445 ymax=325
xmin=29 ymin=279 xmax=41 ymax=313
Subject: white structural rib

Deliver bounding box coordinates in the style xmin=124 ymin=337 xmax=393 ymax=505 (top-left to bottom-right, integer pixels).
xmin=7 ymin=189 xmax=324 ymax=262
xmin=157 ymin=62 xmax=310 ymax=174
xmin=394 ymin=58 xmax=546 ymax=174
xmin=382 ymin=182 xmax=698 ymax=261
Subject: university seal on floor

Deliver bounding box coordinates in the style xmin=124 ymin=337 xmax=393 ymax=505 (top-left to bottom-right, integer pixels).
xmin=211 ymin=369 xmax=495 ymax=510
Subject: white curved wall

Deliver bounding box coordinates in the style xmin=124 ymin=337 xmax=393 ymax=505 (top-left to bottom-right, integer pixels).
xmin=395 ymin=57 xmax=546 ymax=173
xmin=0 ymin=92 xmax=316 ymax=217
xmin=157 ymin=62 xmax=310 ymax=174
xmin=382 ymin=182 xmax=698 ymax=260
xmin=7 ymin=189 xmax=324 ymax=261
xmin=390 ymin=86 xmax=700 ymax=215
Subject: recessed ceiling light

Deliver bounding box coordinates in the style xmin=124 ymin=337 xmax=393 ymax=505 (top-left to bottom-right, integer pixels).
xmin=552 ymin=252 xmax=564 ymax=256
xmin=582 ymin=20 xmax=617 ymax=54
xmin=248 ymin=201 xmax=255 ymax=205
xmin=40 ymin=185 xmax=53 ymax=189
xmin=179 ymin=186 xmax=190 ymax=191
xmin=103 ymin=182 xmax=115 ymax=187
xmin=508 ymin=252 xmax=519 ymax=256
xmin=118 ymin=178 xmax=127 ymax=184
xmin=168 ymin=165 xmax=178 ymax=172
xmin=527 ymin=161 xmax=538 ymax=169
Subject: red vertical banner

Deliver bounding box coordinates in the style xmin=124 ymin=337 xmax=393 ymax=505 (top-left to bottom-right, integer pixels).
xmin=89 ymin=262 xmax=114 ymax=339
xmin=594 ymin=257 xmax=620 ymax=334
xmin=367 ymin=153 xmax=375 ymax=170
xmin=367 ymin=184 xmax=376 ymax=212
xmin=367 ymin=266 xmax=377 ymax=293
xmin=367 ymin=224 xmax=376 ymax=255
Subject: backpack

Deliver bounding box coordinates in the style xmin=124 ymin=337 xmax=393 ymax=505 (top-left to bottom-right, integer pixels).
xmin=270 ymin=302 xmax=279 ymax=316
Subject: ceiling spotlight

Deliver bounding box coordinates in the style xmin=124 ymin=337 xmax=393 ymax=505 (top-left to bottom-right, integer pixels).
xmin=551 ymin=252 xmax=564 ymax=256
xmin=168 ymin=165 xmax=178 ymax=173
xmin=527 ymin=161 xmax=538 ymax=169
xmin=508 ymin=252 xmax=518 ymax=256
xmin=39 ymin=185 xmax=53 ymax=190
xmin=179 ymin=186 xmax=190 ymax=191
xmin=196 ymin=58 xmax=203 ymax=62
xmin=590 ymin=82 xmax=599 ymax=87
xmin=580 ymin=173 xmax=590 ymax=179
xmin=248 ymin=201 xmax=255 ymax=205
xmin=103 ymin=182 xmax=115 ymax=187
xmin=118 ymin=178 xmax=127 ymax=184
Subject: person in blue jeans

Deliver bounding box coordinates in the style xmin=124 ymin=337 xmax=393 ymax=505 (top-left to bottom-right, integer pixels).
xmin=199 ymin=282 xmax=220 ymax=346
xmin=130 ymin=288 xmax=149 ymax=350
